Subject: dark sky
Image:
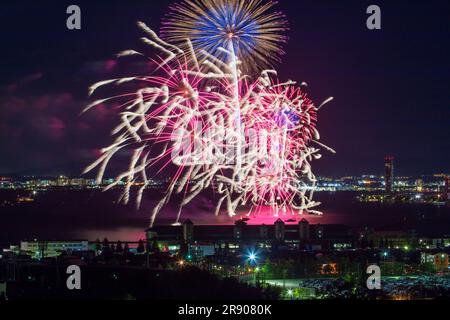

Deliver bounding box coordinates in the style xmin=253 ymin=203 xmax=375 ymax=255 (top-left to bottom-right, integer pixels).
xmin=0 ymin=0 xmax=449 ymax=177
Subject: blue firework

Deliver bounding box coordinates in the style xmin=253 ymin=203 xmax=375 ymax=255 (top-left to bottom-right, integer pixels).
xmin=161 ymin=0 xmax=288 ymax=73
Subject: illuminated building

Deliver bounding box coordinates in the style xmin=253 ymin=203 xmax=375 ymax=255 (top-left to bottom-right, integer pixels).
xmin=319 ymin=263 xmax=338 ymax=275
xmin=384 ymin=156 xmax=394 ymax=193
xmin=20 ymin=240 xmax=89 ymax=258
xmin=0 ymin=177 xmax=12 ymax=189
xmin=422 ymin=252 xmax=450 ymax=272
xmin=182 ymin=219 xmax=194 ymax=244
xmin=16 ymin=196 xmax=34 ymax=203
xmin=368 ymin=230 xmax=411 ymax=248
xmin=56 ymin=175 xmax=69 ymax=187
xmin=444 ymin=175 xmax=449 ymax=200
xmin=415 ymin=179 xmax=423 ymax=192
xmin=146 ymin=220 xmax=356 ymax=256
xmin=434 ymin=253 xmax=449 ymax=272
xmin=70 ymin=178 xmax=87 ymax=186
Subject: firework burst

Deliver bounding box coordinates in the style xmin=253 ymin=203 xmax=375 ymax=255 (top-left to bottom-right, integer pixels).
xmin=161 ymin=0 xmax=288 ymax=73
xmin=84 ymin=2 xmax=334 ymax=226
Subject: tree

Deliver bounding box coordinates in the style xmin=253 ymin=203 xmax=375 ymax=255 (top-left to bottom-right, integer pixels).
xmin=102 ymin=238 xmax=111 ymax=254
xmin=137 ymin=239 xmax=145 ymax=254
xmin=360 ymin=237 xmax=369 ymax=249
xmin=116 ymin=241 xmax=124 ymax=253
xmin=124 ymin=243 xmax=130 ymax=255
xmin=95 ymin=238 xmax=101 ymax=254
xmin=149 ymin=240 xmax=160 ymax=253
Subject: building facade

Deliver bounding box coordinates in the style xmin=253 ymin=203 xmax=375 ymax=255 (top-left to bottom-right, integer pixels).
xmin=20 ymin=240 xmax=89 ymax=258
xmin=146 ymin=219 xmax=356 ymax=259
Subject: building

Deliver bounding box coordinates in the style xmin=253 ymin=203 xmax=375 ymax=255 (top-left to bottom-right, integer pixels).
xmin=0 ymin=282 xmax=6 ymax=300
xmin=146 ymin=219 xmax=357 ymax=258
xmin=444 ymin=175 xmax=449 ymax=200
xmin=70 ymin=178 xmax=87 ymax=186
xmin=384 ymin=156 xmax=394 ymax=193
xmin=434 ymin=253 xmax=449 ymax=272
xmin=299 ymin=218 xmax=310 ymax=240
xmin=182 ymin=219 xmax=194 ymax=244
xmin=421 ymin=252 xmax=449 ymax=272
xmin=20 ymin=240 xmax=89 ymax=258
xmin=274 ymin=218 xmax=285 ymax=241
xmin=368 ymin=230 xmax=412 ymax=248
xmin=415 ymin=179 xmax=423 ymax=192
xmin=56 ymin=175 xmax=69 ymax=187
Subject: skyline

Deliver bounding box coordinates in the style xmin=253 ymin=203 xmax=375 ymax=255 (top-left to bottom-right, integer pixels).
xmin=0 ymin=0 xmax=449 ymax=177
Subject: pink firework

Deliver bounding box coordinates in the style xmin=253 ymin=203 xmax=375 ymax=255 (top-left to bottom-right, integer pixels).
xmin=239 ymin=83 xmax=319 ymax=212
xmin=84 ymin=21 xmax=334 ymax=226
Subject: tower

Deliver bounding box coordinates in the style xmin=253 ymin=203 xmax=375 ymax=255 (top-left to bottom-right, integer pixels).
xmin=260 ymin=224 xmax=268 ymax=239
xmin=298 ymin=218 xmax=310 ymax=240
xmin=234 ymin=219 xmax=246 ymax=240
xmin=274 ymin=218 xmax=285 ymax=241
xmin=182 ymin=219 xmax=194 ymax=244
xmin=384 ymin=156 xmax=394 ymax=193
xmin=315 ymin=224 xmax=324 ymax=240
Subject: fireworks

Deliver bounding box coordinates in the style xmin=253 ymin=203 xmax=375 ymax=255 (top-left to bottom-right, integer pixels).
xmin=84 ymin=1 xmax=334 ymax=226
xmin=161 ymin=0 xmax=288 ymax=73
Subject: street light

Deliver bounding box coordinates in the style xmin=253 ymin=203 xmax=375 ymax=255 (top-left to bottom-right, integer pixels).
xmin=382 ymin=251 xmax=388 ymax=274
xmin=287 ymin=289 xmax=294 ymax=299
xmin=246 ymin=251 xmax=258 ymax=265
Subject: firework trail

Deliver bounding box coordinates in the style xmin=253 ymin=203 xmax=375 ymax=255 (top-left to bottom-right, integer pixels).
xmin=84 ymin=1 xmax=334 ymax=226
xmin=161 ymin=0 xmax=289 ymax=190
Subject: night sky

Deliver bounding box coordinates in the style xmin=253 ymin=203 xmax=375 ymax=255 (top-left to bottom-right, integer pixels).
xmin=0 ymin=0 xmax=449 ymax=177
